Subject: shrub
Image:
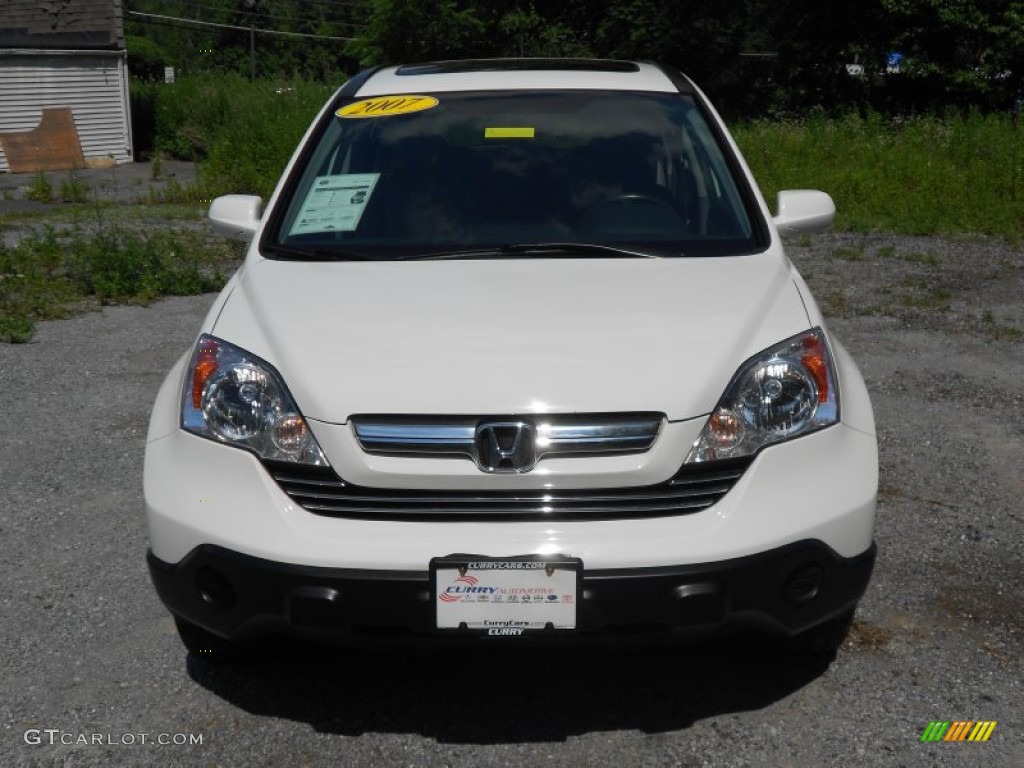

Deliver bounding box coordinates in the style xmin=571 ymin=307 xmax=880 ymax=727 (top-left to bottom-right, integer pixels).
xmin=135 ymin=74 xmax=336 ymax=198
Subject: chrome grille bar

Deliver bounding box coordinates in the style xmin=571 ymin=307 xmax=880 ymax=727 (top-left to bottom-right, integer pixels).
xmin=265 ymin=456 xmax=753 ymax=522
xmin=352 ymin=413 xmax=663 ymax=460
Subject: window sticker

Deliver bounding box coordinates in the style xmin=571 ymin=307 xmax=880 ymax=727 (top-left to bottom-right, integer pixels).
xmin=337 ymin=95 xmax=439 ymax=119
xmin=288 ymin=173 xmax=380 ymax=235
xmin=484 ymin=127 xmax=536 ymax=139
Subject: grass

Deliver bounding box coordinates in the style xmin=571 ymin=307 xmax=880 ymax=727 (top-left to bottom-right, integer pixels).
xmin=0 ymin=215 xmax=243 ymax=343
xmin=821 ymin=288 xmax=850 ymax=315
xmin=897 ymin=281 xmax=952 ymax=310
xmin=900 ymin=251 xmax=940 ymax=266
xmin=133 ymin=74 xmax=335 ymax=199
xmin=733 ymin=111 xmax=1024 ymax=240
xmin=831 ymin=245 xmax=865 ymax=261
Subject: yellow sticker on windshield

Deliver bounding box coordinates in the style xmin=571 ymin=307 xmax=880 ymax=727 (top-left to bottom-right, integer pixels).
xmin=485 ymin=127 xmax=536 ymax=138
xmin=337 ymin=95 xmax=439 ymax=118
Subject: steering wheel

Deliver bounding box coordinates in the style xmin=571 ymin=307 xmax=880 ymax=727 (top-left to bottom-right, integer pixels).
xmin=582 ymin=193 xmax=669 ymax=210
xmin=575 ymin=192 xmax=686 ymax=232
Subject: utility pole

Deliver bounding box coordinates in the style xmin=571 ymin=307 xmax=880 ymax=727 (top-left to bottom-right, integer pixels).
xmin=246 ymin=0 xmax=257 ymax=80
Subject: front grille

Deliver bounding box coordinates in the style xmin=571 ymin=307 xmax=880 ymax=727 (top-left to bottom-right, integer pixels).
xmin=265 ymin=457 xmax=753 ymax=522
xmin=351 ymin=413 xmax=664 ymax=463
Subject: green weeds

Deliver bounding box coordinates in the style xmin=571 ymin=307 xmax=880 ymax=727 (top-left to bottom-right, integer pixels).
xmin=897 ymin=282 xmax=952 ymax=310
xmin=979 ymin=310 xmax=1023 ymax=340
xmin=733 ymin=112 xmax=1024 ymax=240
xmin=832 ymin=245 xmax=865 ymax=261
xmin=0 ymin=219 xmax=242 ymax=343
xmin=133 ymin=75 xmax=334 ymax=199
xmin=25 ymin=172 xmax=54 ymax=203
xmin=900 ymin=251 xmax=940 ymax=266
xmin=58 ymin=172 xmax=91 ymax=203
xmin=821 ymin=288 xmax=851 ymax=315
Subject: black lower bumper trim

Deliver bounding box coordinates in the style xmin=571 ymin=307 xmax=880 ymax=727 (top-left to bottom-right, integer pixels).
xmin=147 ymin=540 xmax=876 ymax=642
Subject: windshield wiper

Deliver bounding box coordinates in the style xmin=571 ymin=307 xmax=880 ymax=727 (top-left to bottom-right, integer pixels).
xmin=262 ymin=243 xmax=376 ymax=261
xmin=407 ymin=242 xmax=671 ymax=261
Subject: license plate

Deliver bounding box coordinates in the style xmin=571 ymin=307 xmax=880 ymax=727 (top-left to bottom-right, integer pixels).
xmin=431 ymin=555 xmax=581 ymax=634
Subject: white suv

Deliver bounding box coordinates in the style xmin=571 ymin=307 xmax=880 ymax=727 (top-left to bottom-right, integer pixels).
xmin=144 ymin=59 xmax=877 ymax=659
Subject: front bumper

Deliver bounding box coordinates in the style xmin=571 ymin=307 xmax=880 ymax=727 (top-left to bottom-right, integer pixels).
xmin=145 ymin=422 xmax=877 ymax=569
xmin=148 ymin=539 xmax=876 ymax=642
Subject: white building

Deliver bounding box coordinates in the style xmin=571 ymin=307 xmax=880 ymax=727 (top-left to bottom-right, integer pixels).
xmin=0 ymin=0 xmax=132 ymax=173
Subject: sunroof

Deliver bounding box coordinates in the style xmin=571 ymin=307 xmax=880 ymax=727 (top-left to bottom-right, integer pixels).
xmin=396 ymin=59 xmax=641 ymax=76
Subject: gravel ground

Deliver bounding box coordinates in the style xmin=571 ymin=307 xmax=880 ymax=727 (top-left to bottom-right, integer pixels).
xmin=0 ymin=161 xmax=198 ymax=208
xmin=0 ymin=161 xmax=204 ymax=248
xmin=1 ymin=224 xmax=1022 ymax=767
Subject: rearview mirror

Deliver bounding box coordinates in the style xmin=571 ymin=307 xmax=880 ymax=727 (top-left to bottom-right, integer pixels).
xmin=209 ymin=195 xmax=263 ymax=241
xmin=773 ymin=190 xmax=835 ymax=236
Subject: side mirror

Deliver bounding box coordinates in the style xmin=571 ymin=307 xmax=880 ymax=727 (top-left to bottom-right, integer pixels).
xmin=773 ymin=190 xmax=835 ymax=236
xmin=209 ymin=195 xmax=263 ymax=241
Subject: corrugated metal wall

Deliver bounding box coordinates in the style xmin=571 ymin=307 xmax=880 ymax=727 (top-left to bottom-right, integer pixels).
xmin=0 ymin=50 xmax=132 ymax=172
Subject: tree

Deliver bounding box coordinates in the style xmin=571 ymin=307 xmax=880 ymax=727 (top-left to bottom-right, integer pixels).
xmin=125 ymin=0 xmax=361 ymax=79
xmin=879 ymin=0 xmax=1024 ymax=111
xmin=125 ymin=0 xmax=1024 ymax=114
xmin=764 ymin=0 xmax=890 ymax=114
xmin=345 ymin=0 xmax=487 ymax=65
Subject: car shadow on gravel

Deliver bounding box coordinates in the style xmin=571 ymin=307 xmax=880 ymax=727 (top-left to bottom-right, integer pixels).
xmin=184 ymin=633 xmax=833 ymax=743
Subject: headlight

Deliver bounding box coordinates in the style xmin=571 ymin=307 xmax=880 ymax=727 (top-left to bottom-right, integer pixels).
xmin=181 ymin=334 xmax=328 ymax=466
xmin=685 ymin=328 xmax=838 ymax=463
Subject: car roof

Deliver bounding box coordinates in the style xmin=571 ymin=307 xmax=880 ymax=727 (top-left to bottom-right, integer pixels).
xmin=354 ymin=59 xmax=680 ymax=97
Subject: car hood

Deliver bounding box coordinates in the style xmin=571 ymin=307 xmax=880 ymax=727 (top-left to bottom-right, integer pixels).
xmin=212 ymin=253 xmax=810 ymax=423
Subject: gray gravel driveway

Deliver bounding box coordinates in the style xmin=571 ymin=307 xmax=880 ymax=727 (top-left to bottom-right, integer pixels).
xmin=1 ymin=233 xmax=1021 ymax=767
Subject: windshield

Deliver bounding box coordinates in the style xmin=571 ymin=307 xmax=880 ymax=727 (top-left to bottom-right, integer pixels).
xmin=266 ymin=90 xmax=764 ymax=260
